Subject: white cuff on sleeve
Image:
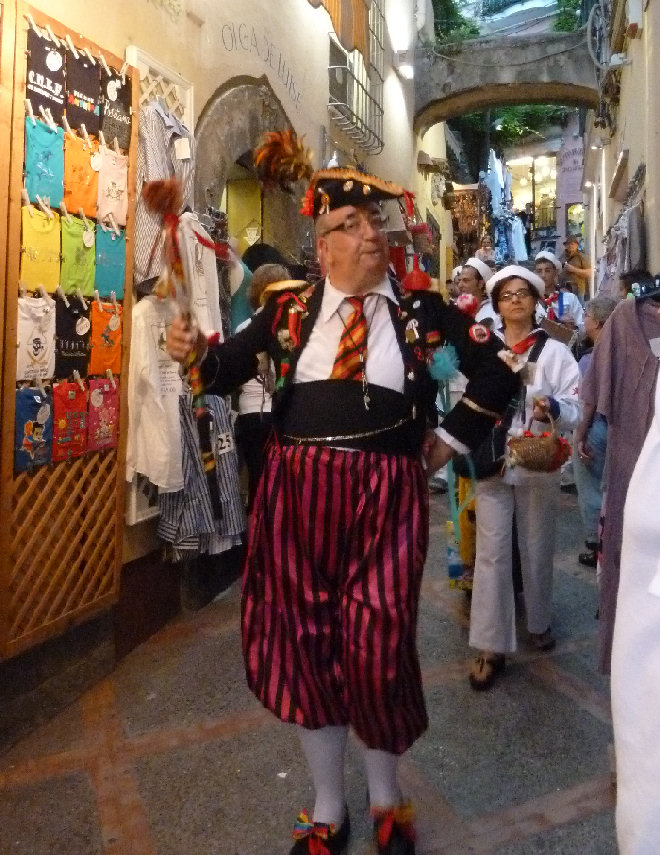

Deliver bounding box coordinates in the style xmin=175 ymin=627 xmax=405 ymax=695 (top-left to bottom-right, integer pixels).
xmin=435 ymin=427 xmax=470 ymax=456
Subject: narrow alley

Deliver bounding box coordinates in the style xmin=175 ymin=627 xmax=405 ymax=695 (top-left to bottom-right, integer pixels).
xmin=0 ymin=489 xmax=616 ymax=855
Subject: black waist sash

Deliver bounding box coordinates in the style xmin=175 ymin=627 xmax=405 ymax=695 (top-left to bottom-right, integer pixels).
xmin=275 ymin=381 xmax=424 ymax=455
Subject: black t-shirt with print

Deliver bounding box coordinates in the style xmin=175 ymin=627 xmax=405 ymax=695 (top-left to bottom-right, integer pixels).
xmin=100 ymin=68 xmax=132 ymax=150
xmin=55 ymin=295 xmax=91 ymax=378
xmin=26 ymin=29 xmax=66 ymax=123
xmin=65 ymin=52 xmax=100 ymax=134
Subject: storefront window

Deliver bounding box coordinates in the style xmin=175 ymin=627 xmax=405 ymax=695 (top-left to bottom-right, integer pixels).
xmin=566 ymin=203 xmax=584 ymax=239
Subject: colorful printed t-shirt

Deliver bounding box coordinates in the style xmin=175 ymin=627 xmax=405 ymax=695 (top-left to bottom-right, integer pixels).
xmin=97 ymin=147 xmax=128 ymax=226
xmin=60 ymin=215 xmax=96 ymax=296
xmin=52 ymin=380 xmax=87 ymax=461
xmin=87 ymin=377 xmax=119 ymax=451
xmin=20 ymin=207 xmax=61 ymax=292
xmin=94 ymin=225 xmax=126 ymax=298
xmin=65 ymin=51 xmax=100 ymax=135
xmin=24 ymin=118 xmax=64 ymax=207
xmin=26 ymin=28 xmax=65 ymax=124
xmin=14 ymin=385 xmax=53 ymax=473
xmin=100 ymin=69 xmax=131 ymax=150
xmin=16 ymin=294 xmax=56 ymax=381
xmin=55 ymin=294 xmax=91 ymax=378
xmin=89 ymin=300 xmax=122 ymax=375
xmin=63 ymin=131 xmax=98 ymax=218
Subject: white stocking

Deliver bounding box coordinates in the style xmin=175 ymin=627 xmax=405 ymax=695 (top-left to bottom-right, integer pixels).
xmin=363 ymin=748 xmax=402 ymax=810
xmin=297 ymin=725 xmax=348 ymax=826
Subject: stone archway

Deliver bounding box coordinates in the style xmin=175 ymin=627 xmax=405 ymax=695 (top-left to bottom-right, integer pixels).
xmin=194 ymin=75 xmax=308 ymax=263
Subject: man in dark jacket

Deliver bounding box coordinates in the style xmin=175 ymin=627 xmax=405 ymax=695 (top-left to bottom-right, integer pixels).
xmin=167 ymin=166 xmax=518 ymax=855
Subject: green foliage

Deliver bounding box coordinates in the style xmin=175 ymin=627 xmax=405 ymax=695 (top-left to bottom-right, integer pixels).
xmin=554 ymin=0 xmax=581 ymax=32
xmin=453 ymin=105 xmax=570 ymax=149
xmin=431 ymin=0 xmax=480 ymax=44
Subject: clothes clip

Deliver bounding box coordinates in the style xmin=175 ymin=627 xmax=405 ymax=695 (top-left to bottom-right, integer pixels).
xmin=64 ymin=34 xmax=79 ymax=59
xmin=21 ymin=188 xmax=34 ymax=216
xmin=62 ymin=115 xmax=76 ymax=141
xmin=110 ymin=291 xmax=119 ymax=313
xmin=94 ymin=289 xmax=103 ymax=310
xmin=82 ymin=47 xmax=96 ymax=65
xmin=38 ymin=105 xmax=56 ymax=130
xmin=112 ymin=137 xmax=121 ymax=155
xmin=24 ymin=98 xmax=36 ymax=125
xmin=56 ymin=286 xmax=70 ymax=308
xmin=59 ymin=200 xmax=72 ymax=223
xmin=44 ymin=25 xmax=61 ymax=48
xmin=25 ymin=13 xmax=41 ymax=35
xmin=35 ymin=194 xmax=54 ymax=218
xmin=73 ymin=370 xmax=85 ymax=391
xmin=35 ymin=376 xmax=47 ymax=396
xmin=98 ymin=130 xmax=107 ymax=149
xmin=76 ymin=289 xmax=88 ymax=311
xmin=98 ymin=52 xmax=111 ymax=75
xmin=78 ymin=208 xmax=91 ymax=230
xmin=105 ymin=369 xmax=117 ymax=390
xmin=18 ymin=281 xmax=27 ymax=298
xmin=37 ymin=284 xmax=50 ymax=301
xmin=79 ymin=123 xmax=91 ymax=148
xmin=119 ymin=60 xmax=129 ymax=79
xmin=107 ymin=213 xmax=121 ymax=237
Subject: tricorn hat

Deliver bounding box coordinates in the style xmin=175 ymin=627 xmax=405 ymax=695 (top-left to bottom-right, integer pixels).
xmin=301 ymin=167 xmax=404 ymax=218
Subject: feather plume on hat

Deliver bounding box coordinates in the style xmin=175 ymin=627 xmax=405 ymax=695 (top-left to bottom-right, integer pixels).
xmin=253 ymin=129 xmax=314 ymax=193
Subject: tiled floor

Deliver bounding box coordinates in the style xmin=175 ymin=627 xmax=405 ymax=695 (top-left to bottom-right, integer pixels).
xmin=0 ymin=489 xmax=616 ymax=854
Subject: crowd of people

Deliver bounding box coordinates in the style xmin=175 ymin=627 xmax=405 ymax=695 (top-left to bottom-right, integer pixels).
xmin=163 ymin=154 xmax=656 ymax=854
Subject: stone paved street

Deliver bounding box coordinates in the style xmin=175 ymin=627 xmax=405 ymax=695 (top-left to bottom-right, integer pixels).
xmin=0 ymin=489 xmax=616 ymax=855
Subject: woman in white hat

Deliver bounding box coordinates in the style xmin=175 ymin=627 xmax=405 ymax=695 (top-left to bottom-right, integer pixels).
xmin=468 ymin=266 xmax=580 ymax=690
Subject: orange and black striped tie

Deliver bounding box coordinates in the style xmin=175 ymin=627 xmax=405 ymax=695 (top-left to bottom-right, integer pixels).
xmin=331 ymin=296 xmax=367 ymax=380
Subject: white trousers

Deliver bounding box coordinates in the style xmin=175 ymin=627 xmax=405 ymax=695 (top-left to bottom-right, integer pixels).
xmin=469 ymin=474 xmax=559 ymax=653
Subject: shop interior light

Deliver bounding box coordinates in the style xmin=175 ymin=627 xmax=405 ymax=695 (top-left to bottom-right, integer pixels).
xmin=519 ymin=177 xmax=528 ymax=186
xmin=584 ymin=180 xmax=593 ymax=188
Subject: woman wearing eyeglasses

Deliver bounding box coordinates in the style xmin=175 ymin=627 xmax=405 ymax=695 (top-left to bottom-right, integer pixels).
xmin=468 ymin=266 xmax=580 ymax=690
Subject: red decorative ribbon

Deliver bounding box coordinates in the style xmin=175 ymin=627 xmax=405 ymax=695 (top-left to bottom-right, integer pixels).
xmin=510 ymin=332 xmax=539 ymax=355
xmin=193 ymin=229 xmax=229 ymax=261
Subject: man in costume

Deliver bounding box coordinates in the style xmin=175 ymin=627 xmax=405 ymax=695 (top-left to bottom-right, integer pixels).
xmin=534 ymin=250 xmax=584 ymax=331
xmin=167 ymin=160 xmax=518 ymax=855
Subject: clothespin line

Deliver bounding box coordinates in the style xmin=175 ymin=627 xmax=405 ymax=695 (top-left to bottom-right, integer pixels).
xmin=38 ymin=104 xmax=56 ymax=129
xmin=113 ymin=137 xmax=121 ymax=155
xmin=119 ymin=61 xmax=129 ymax=79
xmin=18 ymin=281 xmax=27 ymax=298
xmin=24 ymin=98 xmax=36 ymax=125
xmin=62 ymin=115 xmax=76 ymax=141
xmin=76 ymin=289 xmax=88 ymax=310
xmin=110 ymin=291 xmax=119 ymax=313
xmin=59 ymin=200 xmax=72 ymax=223
xmin=98 ymin=130 xmax=107 ymax=148
xmin=45 ymin=107 xmax=57 ymax=128
xmin=98 ymin=53 xmax=111 ymax=75
xmin=35 ymin=194 xmax=54 ymax=219
xmin=44 ymin=25 xmax=61 ymax=47
xmin=105 ymin=369 xmax=117 ymax=389
xmin=37 ymin=284 xmax=50 ymax=301
xmin=21 ymin=188 xmax=34 ymax=216
xmin=35 ymin=375 xmax=47 ymax=395
xmin=94 ymin=289 xmax=102 ymax=310
xmin=78 ymin=208 xmax=91 ymax=229
xmin=64 ymin=34 xmax=79 ymax=59
xmin=73 ymin=369 xmax=85 ymax=391
xmin=82 ymin=47 xmax=96 ymax=65
xmin=79 ymin=123 xmax=91 ymax=147
xmin=56 ymin=286 xmax=70 ymax=308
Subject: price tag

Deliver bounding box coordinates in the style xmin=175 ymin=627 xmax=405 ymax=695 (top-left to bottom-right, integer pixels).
xmin=174 ymin=137 xmax=191 ymax=161
xmin=109 ymin=314 xmax=120 ymax=331
xmin=90 ymin=152 xmax=102 ymax=171
xmin=215 ymin=431 xmax=235 ymax=456
xmin=82 ymin=229 xmax=95 ymax=248
xmin=76 ymin=316 xmax=91 ymax=336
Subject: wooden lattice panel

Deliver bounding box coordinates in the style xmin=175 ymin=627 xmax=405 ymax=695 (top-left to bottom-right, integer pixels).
xmin=139 ymin=73 xmax=186 ymax=121
xmin=7 ymin=453 xmax=119 ymax=653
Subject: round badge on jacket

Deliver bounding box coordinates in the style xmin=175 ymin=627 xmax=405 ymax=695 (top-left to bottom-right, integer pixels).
xmin=469 ymin=323 xmax=490 ymax=343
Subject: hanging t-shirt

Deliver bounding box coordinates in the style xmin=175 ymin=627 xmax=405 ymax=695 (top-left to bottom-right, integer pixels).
xmin=60 ymin=215 xmax=96 ymax=295
xmin=20 ymin=207 xmax=61 ymax=292
xmin=89 ymin=300 xmax=122 ymax=375
xmin=16 ymin=294 xmax=56 ymax=381
xmin=14 ymin=385 xmax=53 ymax=473
xmin=99 ymin=68 xmax=132 ymax=150
xmin=94 ymin=225 xmax=126 ymax=298
xmin=26 ymin=28 xmax=65 ymax=124
xmin=55 ymin=293 xmax=91 ymax=378
xmin=64 ymin=50 xmax=100 ymax=135
xmin=97 ymin=147 xmax=128 ymax=226
xmin=52 ymin=380 xmax=87 ymax=461
xmin=63 ymin=131 xmax=98 ymax=218
xmin=87 ymin=377 xmax=119 ymax=451
xmin=24 ymin=118 xmax=64 ymax=206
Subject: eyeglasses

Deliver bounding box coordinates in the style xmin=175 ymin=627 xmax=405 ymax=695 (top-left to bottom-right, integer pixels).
xmin=499 ymin=289 xmax=534 ymax=302
xmin=319 ymin=211 xmax=388 ymax=237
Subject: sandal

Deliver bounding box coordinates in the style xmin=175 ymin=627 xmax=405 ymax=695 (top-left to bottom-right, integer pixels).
xmin=469 ymin=652 xmax=505 ymax=691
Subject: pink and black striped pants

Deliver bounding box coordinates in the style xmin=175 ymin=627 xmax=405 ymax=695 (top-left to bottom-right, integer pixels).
xmin=241 ymin=442 xmax=429 ymax=754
